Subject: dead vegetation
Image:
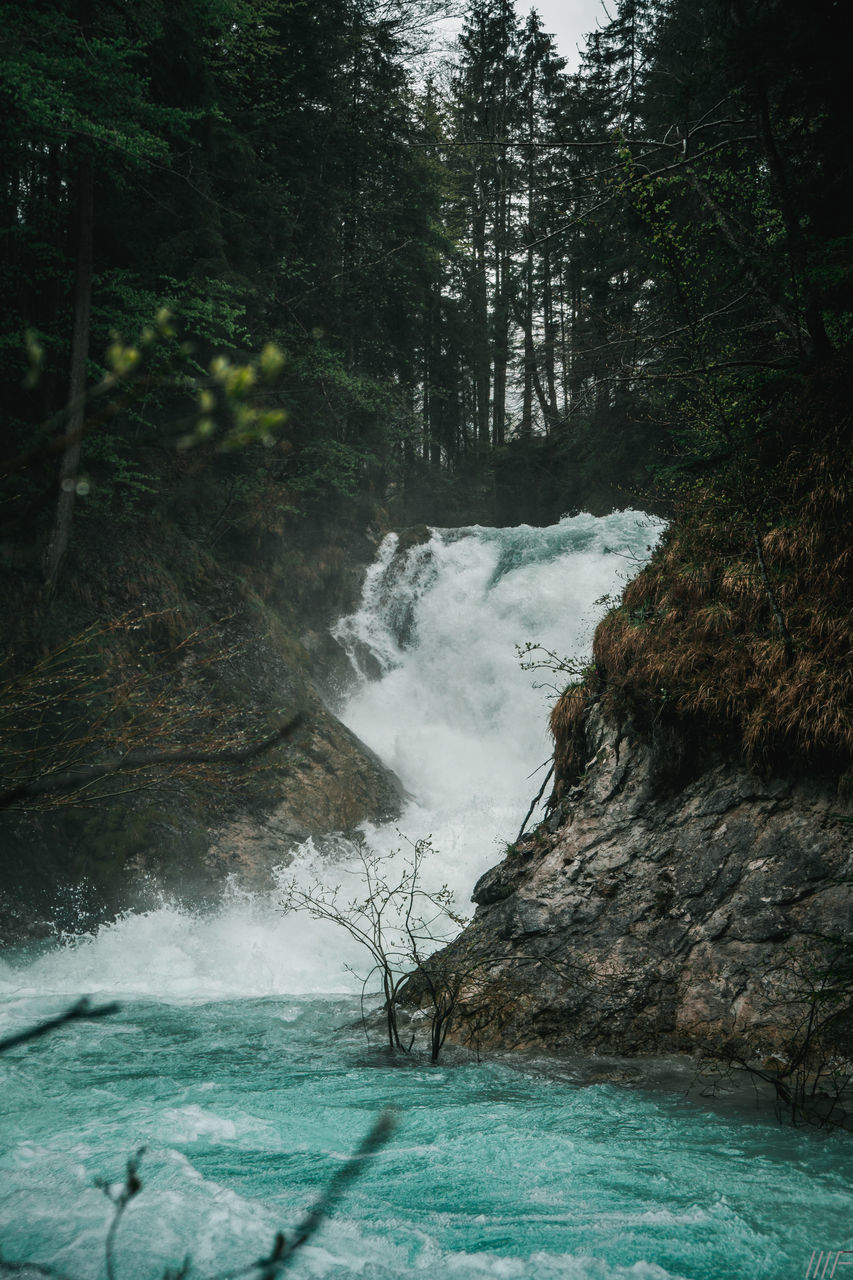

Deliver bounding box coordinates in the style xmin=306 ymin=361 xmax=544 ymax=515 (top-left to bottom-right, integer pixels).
xmin=549 ymin=684 xmax=589 ymax=795
xmin=550 ymin=388 xmax=852 ymax=795
xmin=0 ymin=608 xmax=303 ymax=812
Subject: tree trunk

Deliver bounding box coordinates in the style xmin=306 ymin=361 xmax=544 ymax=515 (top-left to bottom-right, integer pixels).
xmin=729 ymin=0 xmax=833 ymax=362
xmin=472 ymin=198 xmax=491 ymax=453
xmin=491 ymin=166 xmax=510 ymax=448
xmin=520 ymin=92 xmax=535 ymax=439
xmin=542 ymin=242 xmax=560 ymax=432
xmin=520 ymin=251 xmax=535 ymax=438
xmin=44 ymin=148 xmax=94 ymax=599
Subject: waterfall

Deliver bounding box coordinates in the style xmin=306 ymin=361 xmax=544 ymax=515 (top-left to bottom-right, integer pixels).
xmin=0 ymin=511 xmax=663 ymax=1002
xmin=331 ymin=512 xmax=663 ymax=900
xmin=1 ymin=512 xmax=850 ymax=1280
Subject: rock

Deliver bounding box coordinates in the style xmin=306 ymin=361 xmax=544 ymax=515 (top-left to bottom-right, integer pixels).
xmin=472 ymin=857 xmax=528 ymax=905
xmin=433 ymin=708 xmax=852 ymax=1060
xmin=205 ymin=704 xmax=404 ymax=887
xmin=0 ymin=557 xmax=404 ymax=940
xmin=394 ymin=524 xmax=433 ymax=555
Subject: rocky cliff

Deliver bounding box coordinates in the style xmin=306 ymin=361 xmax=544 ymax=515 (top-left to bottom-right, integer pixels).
xmin=0 ymin=506 xmax=403 ymax=943
xmin=437 ymin=702 xmax=851 ymax=1065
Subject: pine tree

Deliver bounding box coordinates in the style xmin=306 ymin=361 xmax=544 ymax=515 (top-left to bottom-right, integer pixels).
xmin=448 ymin=0 xmax=521 ymax=451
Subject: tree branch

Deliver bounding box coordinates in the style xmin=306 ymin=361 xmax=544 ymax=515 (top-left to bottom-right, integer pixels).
xmin=0 ymin=713 xmax=304 ymax=810
xmin=0 ymin=997 xmax=121 ymax=1054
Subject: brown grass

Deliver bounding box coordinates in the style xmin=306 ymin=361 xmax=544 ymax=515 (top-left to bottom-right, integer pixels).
xmin=549 ymin=684 xmax=589 ymax=795
xmin=552 ymin=402 xmax=852 ymax=791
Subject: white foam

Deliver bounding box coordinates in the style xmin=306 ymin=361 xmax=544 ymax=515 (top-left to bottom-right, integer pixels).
xmin=3 ymin=512 xmax=663 ymax=1002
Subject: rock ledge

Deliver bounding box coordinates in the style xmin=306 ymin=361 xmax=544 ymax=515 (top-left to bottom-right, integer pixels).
xmin=439 ymin=704 xmax=851 ymax=1059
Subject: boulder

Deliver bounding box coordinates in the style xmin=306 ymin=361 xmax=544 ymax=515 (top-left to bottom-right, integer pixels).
xmin=433 ymin=703 xmax=852 ymax=1061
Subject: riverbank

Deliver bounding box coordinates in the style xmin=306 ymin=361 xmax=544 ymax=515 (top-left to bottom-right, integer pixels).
xmin=0 ymin=492 xmax=402 ymax=942
xmin=432 ymin=699 xmax=850 ymax=1059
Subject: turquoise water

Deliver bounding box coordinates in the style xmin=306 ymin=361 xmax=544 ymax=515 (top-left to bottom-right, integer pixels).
xmin=1 ymin=515 xmax=850 ymax=1277
xmin=1 ymin=993 xmax=850 ymax=1279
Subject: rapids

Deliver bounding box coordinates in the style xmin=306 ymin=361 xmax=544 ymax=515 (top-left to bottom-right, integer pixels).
xmin=1 ymin=512 xmax=850 ymax=1279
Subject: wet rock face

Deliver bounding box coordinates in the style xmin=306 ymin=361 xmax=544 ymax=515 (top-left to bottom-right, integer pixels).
xmin=0 ymin=596 xmax=403 ymax=943
xmin=444 ymin=705 xmax=852 ymax=1059
xmin=0 ymin=692 xmax=404 ymax=942
xmin=198 ymin=603 xmax=404 ymax=889
xmin=205 ymin=707 xmax=404 ymax=888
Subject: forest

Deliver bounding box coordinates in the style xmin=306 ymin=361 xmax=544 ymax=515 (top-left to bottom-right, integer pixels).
xmin=1 ymin=2 xmax=852 ymax=1273
xmin=2 ymin=0 xmax=851 ymax=903
xmin=4 ymin=0 xmax=850 ymax=538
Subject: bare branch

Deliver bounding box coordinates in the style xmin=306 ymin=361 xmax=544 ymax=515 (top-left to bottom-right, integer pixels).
xmin=0 ymin=997 xmax=121 ymax=1053
xmin=202 ymin=1112 xmax=398 ymax=1280
xmin=0 ymin=713 xmax=304 ymax=811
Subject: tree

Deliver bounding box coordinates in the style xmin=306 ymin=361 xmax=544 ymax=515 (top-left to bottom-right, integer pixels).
xmin=515 ymin=10 xmax=568 ymax=438
xmin=0 ymin=0 xmax=211 ymax=592
xmin=279 ymin=838 xmax=468 ymax=1060
xmin=446 ymin=0 xmax=522 ymax=452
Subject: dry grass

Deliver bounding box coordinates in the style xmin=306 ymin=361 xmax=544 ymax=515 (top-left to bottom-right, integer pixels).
xmin=552 ymin=397 xmax=852 ymax=791
xmin=549 ymin=683 xmax=589 ymax=793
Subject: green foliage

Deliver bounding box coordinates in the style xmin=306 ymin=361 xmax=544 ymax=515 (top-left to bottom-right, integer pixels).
xmin=3 ymin=0 xmax=852 ymax=535
xmin=515 ymin=641 xmax=596 ymax=698
xmin=1 ymin=0 xmax=851 ymax=587
xmin=290 ymin=440 xmax=377 ymax=500
xmin=93 ymin=273 xmax=250 ymax=369
xmin=80 ymin=432 xmax=158 ymax=520
xmin=1 ymin=4 xmax=182 ymax=160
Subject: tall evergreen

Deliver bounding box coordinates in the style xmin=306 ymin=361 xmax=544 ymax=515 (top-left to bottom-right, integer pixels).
xmin=2 ymin=0 xmax=849 ymax=538
xmin=447 ymin=0 xmax=521 ymax=452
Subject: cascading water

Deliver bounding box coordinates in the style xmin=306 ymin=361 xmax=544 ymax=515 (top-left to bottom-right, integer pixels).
xmin=1 ymin=512 xmax=850 ymax=1279
xmin=335 ymin=517 xmax=640 ymax=868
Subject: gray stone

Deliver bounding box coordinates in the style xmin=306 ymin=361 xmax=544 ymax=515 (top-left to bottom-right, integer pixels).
xmin=428 ymin=708 xmax=851 ymax=1061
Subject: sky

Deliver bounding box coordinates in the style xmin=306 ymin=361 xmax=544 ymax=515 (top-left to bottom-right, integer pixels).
xmin=530 ymin=0 xmax=609 ymax=69
xmin=435 ymin=1 xmax=609 ymax=74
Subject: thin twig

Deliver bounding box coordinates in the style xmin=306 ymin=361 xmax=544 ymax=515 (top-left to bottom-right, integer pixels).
xmin=203 ymin=1112 xmax=398 ymax=1280
xmin=515 ymin=763 xmax=555 ymax=844
xmin=99 ymin=1151 xmax=145 ymax=1280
